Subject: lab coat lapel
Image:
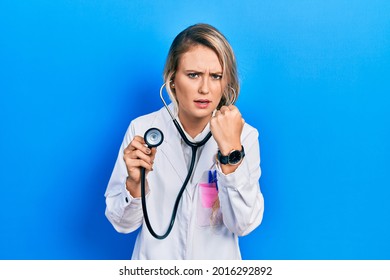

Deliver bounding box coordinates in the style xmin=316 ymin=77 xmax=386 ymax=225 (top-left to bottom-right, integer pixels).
xmin=158 ymin=121 xmax=188 ymax=183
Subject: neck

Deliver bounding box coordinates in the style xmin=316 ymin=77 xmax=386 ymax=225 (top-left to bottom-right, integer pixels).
xmin=178 ymin=113 xmax=210 ymax=138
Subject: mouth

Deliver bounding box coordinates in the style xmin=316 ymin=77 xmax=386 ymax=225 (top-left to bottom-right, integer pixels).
xmin=194 ymin=99 xmax=211 ymax=104
xmin=194 ymin=99 xmax=211 ymax=109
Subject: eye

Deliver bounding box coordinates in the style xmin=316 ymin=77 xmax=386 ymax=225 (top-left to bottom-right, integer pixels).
xmin=211 ymin=74 xmax=223 ymax=80
xmin=187 ymin=73 xmax=199 ymax=79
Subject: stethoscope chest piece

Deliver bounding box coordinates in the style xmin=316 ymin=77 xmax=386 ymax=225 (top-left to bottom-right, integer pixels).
xmin=144 ymin=127 xmax=164 ymax=148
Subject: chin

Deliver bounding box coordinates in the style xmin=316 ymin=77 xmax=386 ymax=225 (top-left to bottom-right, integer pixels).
xmin=192 ymin=110 xmax=214 ymax=120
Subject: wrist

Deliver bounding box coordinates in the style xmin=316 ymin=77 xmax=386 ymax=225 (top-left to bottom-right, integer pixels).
xmin=217 ymin=145 xmax=245 ymax=166
xmin=126 ymin=177 xmax=141 ymax=198
xmin=218 ymin=142 xmax=242 ymax=156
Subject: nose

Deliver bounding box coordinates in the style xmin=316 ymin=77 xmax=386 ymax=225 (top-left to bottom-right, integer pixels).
xmin=198 ymin=77 xmax=209 ymax=94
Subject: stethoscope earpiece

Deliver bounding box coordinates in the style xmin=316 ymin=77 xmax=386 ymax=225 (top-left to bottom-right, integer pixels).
xmin=144 ymin=128 xmax=164 ymax=148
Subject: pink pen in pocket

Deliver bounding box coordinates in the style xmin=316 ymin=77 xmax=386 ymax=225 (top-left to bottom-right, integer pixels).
xmin=199 ymin=170 xmax=218 ymax=208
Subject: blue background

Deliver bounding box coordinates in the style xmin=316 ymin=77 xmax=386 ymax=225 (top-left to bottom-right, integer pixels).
xmin=1 ymin=0 xmax=389 ymax=259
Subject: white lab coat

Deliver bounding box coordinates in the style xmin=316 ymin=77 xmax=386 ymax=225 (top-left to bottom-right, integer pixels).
xmin=105 ymin=105 xmax=264 ymax=259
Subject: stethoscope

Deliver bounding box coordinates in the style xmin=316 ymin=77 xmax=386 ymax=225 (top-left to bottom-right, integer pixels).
xmin=140 ymin=83 xmax=235 ymax=239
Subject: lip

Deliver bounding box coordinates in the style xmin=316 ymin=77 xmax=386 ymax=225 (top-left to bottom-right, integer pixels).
xmin=194 ymin=99 xmax=211 ymax=109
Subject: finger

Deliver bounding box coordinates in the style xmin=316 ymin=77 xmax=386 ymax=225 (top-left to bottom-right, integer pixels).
xmin=213 ymin=110 xmax=221 ymax=118
xmin=137 ymin=158 xmax=154 ymax=171
xmin=219 ymin=106 xmax=230 ymax=114
xmin=129 ymin=149 xmax=154 ymax=164
xmin=228 ymin=105 xmax=241 ymax=118
xmin=124 ymin=156 xmax=153 ymax=171
xmin=229 ymin=105 xmax=242 ymax=116
xmin=150 ymin=147 xmax=157 ymax=162
xmin=124 ymin=145 xmax=132 ymax=154
xmin=133 ymin=135 xmax=145 ymax=144
xmin=130 ymin=137 xmax=152 ymax=155
xmin=227 ymin=104 xmax=236 ymax=110
xmin=124 ymin=136 xmax=145 ymax=153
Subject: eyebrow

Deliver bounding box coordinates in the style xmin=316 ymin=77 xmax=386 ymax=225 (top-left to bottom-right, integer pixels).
xmin=184 ymin=69 xmax=223 ymax=74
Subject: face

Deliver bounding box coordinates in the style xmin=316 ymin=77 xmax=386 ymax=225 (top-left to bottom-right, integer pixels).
xmin=173 ymin=45 xmax=225 ymax=127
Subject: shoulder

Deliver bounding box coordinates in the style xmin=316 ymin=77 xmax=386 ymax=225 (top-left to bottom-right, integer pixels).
xmin=128 ymin=105 xmax=172 ymax=136
xmin=131 ymin=107 xmax=163 ymax=125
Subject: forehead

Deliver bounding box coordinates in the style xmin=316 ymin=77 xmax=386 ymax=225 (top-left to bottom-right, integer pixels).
xmin=178 ymin=45 xmax=222 ymax=71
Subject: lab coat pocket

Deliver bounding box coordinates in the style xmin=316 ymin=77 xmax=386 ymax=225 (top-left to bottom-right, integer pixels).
xmin=199 ymin=183 xmax=218 ymax=208
xmin=197 ymin=183 xmax=222 ymax=227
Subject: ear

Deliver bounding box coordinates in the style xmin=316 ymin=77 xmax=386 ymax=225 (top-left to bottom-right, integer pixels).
xmin=169 ymin=79 xmax=175 ymax=89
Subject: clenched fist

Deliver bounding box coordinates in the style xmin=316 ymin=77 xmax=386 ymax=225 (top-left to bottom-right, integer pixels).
xmin=210 ymin=105 xmax=245 ymax=174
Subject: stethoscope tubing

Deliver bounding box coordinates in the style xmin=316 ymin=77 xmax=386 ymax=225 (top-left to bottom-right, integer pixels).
xmin=140 ymin=145 xmax=198 ymax=239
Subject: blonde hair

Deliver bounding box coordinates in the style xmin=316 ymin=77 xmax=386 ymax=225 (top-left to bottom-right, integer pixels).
xmin=163 ymin=23 xmax=239 ymax=110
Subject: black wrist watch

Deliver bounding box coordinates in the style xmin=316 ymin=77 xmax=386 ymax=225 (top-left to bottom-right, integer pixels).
xmin=217 ymin=145 xmax=245 ymax=165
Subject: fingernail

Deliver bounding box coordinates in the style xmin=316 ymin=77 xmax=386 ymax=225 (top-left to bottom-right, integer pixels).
xmin=146 ymin=148 xmax=151 ymax=154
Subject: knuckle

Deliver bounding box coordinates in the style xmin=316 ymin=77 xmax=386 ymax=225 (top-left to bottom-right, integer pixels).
xmin=129 ymin=141 xmax=136 ymax=149
xmin=123 ymin=156 xmax=131 ymax=165
xmin=134 ymin=149 xmax=141 ymax=157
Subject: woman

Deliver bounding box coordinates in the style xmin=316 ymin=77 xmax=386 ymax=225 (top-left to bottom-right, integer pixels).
xmin=105 ymin=23 xmax=264 ymax=259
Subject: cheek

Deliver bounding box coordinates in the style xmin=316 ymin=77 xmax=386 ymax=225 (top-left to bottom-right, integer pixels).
xmin=173 ymin=87 xmax=189 ymax=107
xmin=211 ymin=81 xmax=224 ymax=94
xmin=217 ymin=81 xmax=228 ymax=99
xmin=213 ymin=85 xmax=224 ymax=100
xmin=175 ymin=81 xmax=195 ymax=100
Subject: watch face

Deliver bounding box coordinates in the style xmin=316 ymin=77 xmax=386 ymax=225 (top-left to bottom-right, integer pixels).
xmin=228 ymin=150 xmax=242 ymax=165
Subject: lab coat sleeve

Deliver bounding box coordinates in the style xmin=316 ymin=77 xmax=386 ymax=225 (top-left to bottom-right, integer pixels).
xmin=216 ymin=128 xmax=264 ymax=236
xmin=104 ymin=122 xmax=144 ymax=233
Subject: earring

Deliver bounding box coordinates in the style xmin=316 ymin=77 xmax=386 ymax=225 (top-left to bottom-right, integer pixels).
xmin=171 ymin=83 xmax=175 ymax=88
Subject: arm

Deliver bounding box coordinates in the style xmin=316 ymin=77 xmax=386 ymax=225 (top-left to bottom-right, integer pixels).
xmin=104 ymin=123 xmax=154 ymax=233
xmin=210 ymin=105 xmax=264 ymax=236
xmin=216 ymin=128 xmax=264 ymax=236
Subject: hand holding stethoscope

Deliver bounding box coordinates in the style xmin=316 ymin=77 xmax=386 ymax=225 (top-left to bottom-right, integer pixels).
xmin=123 ymin=136 xmax=157 ymax=198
